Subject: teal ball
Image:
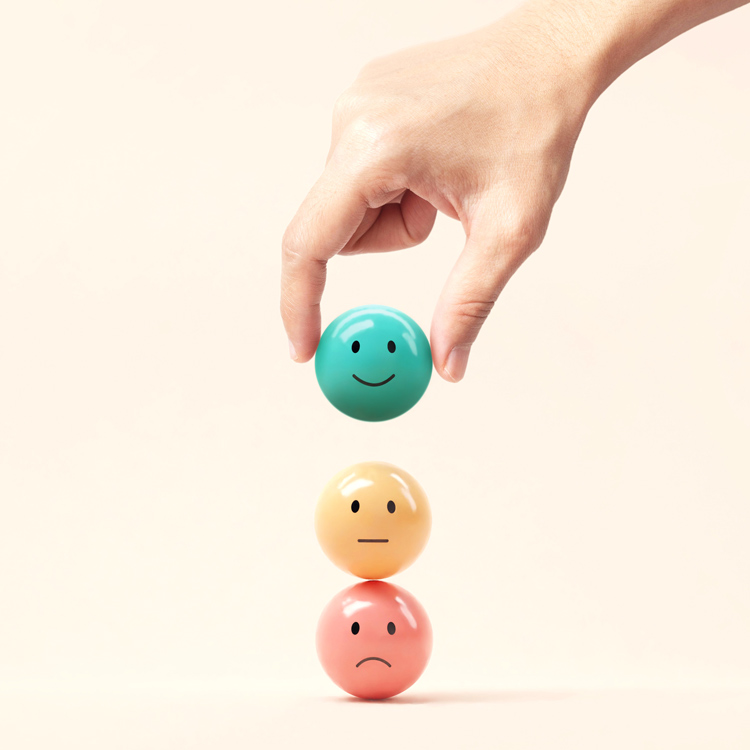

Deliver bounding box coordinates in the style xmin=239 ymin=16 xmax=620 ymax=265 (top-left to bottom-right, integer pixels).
xmin=315 ymin=305 xmax=433 ymax=422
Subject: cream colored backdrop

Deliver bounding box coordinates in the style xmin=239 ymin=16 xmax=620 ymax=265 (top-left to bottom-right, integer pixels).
xmin=1 ymin=0 xmax=749 ymax=695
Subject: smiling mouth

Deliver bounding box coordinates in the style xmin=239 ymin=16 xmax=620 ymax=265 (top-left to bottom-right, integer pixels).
xmin=352 ymin=374 xmax=395 ymax=387
xmin=358 ymin=539 xmax=389 ymax=543
xmin=356 ymin=657 xmax=392 ymax=668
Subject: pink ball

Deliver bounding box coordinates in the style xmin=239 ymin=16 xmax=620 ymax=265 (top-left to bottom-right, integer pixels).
xmin=316 ymin=580 xmax=432 ymax=699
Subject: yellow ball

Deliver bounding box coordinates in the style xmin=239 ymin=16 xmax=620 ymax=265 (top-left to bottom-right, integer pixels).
xmin=315 ymin=461 xmax=431 ymax=579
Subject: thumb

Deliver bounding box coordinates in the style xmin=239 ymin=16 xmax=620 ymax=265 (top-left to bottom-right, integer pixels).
xmin=430 ymin=197 xmax=544 ymax=382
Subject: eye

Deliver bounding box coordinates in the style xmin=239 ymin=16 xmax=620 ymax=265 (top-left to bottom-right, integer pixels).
xmin=387 ymin=340 xmax=396 ymax=353
xmin=351 ymin=340 xmax=360 ymax=353
xmin=351 ymin=500 xmax=360 ymax=513
xmin=351 ymin=622 xmax=360 ymax=635
xmin=387 ymin=500 xmax=396 ymax=514
xmin=387 ymin=622 xmax=396 ymax=635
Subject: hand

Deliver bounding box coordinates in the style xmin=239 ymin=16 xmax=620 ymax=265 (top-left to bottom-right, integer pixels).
xmin=280 ymin=0 xmax=748 ymax=381
xmin=281 ymin=5 xmax=595 ymax=381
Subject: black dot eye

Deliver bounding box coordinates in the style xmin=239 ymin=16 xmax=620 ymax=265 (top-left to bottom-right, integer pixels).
xmin=351 ymin=622 xmax=360 ymax=635
xmin=387 ymin=500 xmax=396 ymax=514
xmin=351 ymin=340 xmax=360 ymax=353
xmin=387 ymin=340 xmax=396 ymax=353
xmin=387 ymin=622 xmax=396 ymax=635
xmin=351 ymin=500 xmax=360 ymax=513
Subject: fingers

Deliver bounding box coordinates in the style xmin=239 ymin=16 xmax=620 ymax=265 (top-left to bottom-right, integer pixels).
xmin=282 ymin=169 xmax=437 ymax=362
xmin=341 ymin=191 xmax=437 ymax=255
xmin=431 ymin=194 xmax=545 ymax=382
xmin=281 ymin=168 xmax=369 ymax=362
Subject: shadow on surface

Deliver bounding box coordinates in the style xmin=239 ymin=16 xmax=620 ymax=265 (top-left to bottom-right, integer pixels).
xmin=320 ymin=690 xmax=574 ymax=705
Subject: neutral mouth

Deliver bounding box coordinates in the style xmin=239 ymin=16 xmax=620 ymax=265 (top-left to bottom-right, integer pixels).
xmin=356 ymin=657 xmax=392 ymax=668
xmin=352 ymin=373 xmax=395 ymax=387
xmin=358 ymin=539 xmax=389 ymax=543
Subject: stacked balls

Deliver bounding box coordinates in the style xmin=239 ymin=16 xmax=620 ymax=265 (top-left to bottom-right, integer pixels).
xmin=315 ymin=461 xmax=433 ymax=699
xmin=313 ymin=305 xmax=434 ymax=700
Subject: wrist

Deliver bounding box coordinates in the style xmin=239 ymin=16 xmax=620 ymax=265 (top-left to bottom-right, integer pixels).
xmin=479 ymin=2 xmax=621 ymax=124
xmin=514 ymin=0 xmax=750 ymax=107
xmin=506 ymin=0 xmax=642 ymax=110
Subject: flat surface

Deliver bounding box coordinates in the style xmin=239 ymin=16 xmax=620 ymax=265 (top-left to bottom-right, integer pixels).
xmin=2 ymin=0 xmax=750 ymax=715
xmin=2 ymin=686 xmax=750 ymax=749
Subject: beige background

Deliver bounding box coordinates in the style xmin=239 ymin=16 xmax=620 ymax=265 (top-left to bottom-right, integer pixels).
xmin=1 ymin=0 xmax=749 ymax=747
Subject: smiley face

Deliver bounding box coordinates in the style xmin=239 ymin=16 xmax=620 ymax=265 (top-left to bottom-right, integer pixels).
xmin=314 ymin=305 xmax=432 ymax=422
xmin=316 ymin=580 xmax=432 ymax=699
xmin=315 ymin=462 xmax=431 ymax=580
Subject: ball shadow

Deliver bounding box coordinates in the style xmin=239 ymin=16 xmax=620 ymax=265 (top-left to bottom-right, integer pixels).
xmin=320 ymin=689 xmax=573 ymax=705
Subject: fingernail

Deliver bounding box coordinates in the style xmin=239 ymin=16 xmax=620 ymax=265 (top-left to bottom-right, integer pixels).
xmin=288 ymin=339 xmax=298 ymax=361
xmin=444 ymin=346 xmax=470 ymax=382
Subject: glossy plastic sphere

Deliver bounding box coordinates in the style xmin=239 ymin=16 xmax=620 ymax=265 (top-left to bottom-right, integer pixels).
xmin=315 ymin=461 xmax=431 ymax=580
xmin=315 ymin=305 xmax=432 ymax=421
xmin=316 ymin=580 xmax=432 ymax=699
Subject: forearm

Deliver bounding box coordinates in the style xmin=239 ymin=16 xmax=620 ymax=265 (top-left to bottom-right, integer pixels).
xmin=500 ymin=0 xmax=750 ymax=108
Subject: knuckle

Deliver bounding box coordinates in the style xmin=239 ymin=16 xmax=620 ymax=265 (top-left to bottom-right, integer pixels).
xmin=501 ymin=207 xmax=546 ymax=257
xmin=364 ymin=174 xmax=399 ymax=206
xmin=281 ymin=228 xmax=303 ymax=265
xmin=451 ymin=298 xmax=495 ymax=325
xmin=403 ymin=229 xmax=427 ymax=248
xmin=346 ymin=111 xmax=388 ymax=145
xmin=343 ymin=112 xmax=401 ymax=166
xmin=336 ymin=113 xmax=405 ymax=206
xmin=403 ymin=215 xmax=433 ymax=247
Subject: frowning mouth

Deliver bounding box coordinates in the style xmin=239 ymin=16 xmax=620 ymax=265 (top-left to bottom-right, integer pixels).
xmin=358 ymin=539 xmax=388 ymax=543
xmin=356 ymin=657 xmax=391 ymax=668
xmin=352 ymin=374 xmax=395 ymax=387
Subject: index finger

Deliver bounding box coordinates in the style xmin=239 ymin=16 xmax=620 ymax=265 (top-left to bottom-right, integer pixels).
xmin=281 ymin=166 xmax=368 ymax=362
